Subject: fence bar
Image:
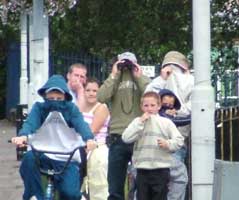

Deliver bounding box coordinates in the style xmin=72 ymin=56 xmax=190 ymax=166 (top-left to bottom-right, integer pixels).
xmin=229 ymin=107 xmax=233 ymax=161
xmin=220 ymin=109 xmax=224 ymax=160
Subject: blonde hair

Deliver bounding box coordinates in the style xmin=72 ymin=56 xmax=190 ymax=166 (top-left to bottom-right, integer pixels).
xmin=141 ymin=91 xmax=161 ymax=105
xmin=68 ymin=63 xmax=87 ymax=74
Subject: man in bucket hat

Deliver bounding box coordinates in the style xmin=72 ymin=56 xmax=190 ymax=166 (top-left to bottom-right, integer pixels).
xmin=145 ymin=50 xmax=194 ymax=116
xmin=146 ymin=51 xmax=194 ymax=200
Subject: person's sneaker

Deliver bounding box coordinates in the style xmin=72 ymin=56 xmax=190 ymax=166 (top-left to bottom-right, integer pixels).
xmin=30 ymin=196 xmax=37 ymax=200
xmin=81 ymin=196 xmax=86 ymax=200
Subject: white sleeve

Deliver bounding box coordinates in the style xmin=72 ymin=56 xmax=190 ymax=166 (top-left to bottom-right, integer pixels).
xmin=122 ymin=118 xmax=144 ymax=143
xmin=144 ymin=76 xmax=166 ymax=93
xmin=166 ymin=120 xmax=184 ymax=152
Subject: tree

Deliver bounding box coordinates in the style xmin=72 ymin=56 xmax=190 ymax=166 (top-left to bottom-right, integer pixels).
xmin=211 ymin=0 xmax=239 ymax=47
xmin=0 ymin=0 xmax=238 ymax=118
xmin=50 ymin=0 xmax=192 ymax=64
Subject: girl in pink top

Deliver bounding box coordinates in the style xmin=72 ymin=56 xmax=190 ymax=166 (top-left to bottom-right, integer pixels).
xmin=81 ymin=78 xmax=110 ymax=200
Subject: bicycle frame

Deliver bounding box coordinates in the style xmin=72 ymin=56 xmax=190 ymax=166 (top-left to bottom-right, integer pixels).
xmin=30 ymin=144 xmax=81 ymax=200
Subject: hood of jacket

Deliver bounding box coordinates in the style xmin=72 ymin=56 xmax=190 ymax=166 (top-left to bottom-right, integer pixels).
xmin=159 ymin=89 xmax=181 ymax=110
xmin=38 ymin=75 xmax=72 ymax=101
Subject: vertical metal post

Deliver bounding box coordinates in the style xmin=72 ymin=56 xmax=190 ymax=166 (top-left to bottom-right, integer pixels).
xmin=20 ymin=11 xmax=28 ymax=105
xmin=232 ymin=39 xmax=239 ymax=100
xmin=220 ymin=109 xmax=224 ymax=160
xmin=192 ymin=0 xmax=215 ymax=199
xmin=229 ymin=107 xmax=233 ymax=161
xmin=28 ymin=0 xmax=49 ymax=109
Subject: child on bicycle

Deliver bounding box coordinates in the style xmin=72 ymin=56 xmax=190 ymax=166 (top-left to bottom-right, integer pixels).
xmin=11 ymin=74 xmax=96 ymax=200
xmin=122 ymin=91 xmax=184 ymax=200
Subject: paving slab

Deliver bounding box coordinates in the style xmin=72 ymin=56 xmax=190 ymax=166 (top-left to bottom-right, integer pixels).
xmin=0 ymin=119 xmax=24 ymax=200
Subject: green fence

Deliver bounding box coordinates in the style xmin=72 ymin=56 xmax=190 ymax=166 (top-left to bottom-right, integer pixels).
xmin=212 ymin=70 xmax=239 ymax=107
xmin=50 ymin=51 xmax=239 ymax=107
xmin=50 ymin=52 xmax=109 ymax=83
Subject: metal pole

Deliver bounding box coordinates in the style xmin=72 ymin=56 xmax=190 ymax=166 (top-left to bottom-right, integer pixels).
xmin=192 ymin=0 xmax=215 ymax=200
xmin=28 ymin=0 xmax=49 ymax=109
xmin=20 ymin=11 xmax=28 ymax=105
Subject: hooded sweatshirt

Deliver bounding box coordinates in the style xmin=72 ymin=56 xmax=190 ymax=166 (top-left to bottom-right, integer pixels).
xmin=18 ymin=75 xmax=94 ymax=141
xmin=97 ymin=70 xmax=151 ymax=135
xmin=159 ymin=89 xmax=191 ymax=127
xmin=145 ymin=51 xmax=194 ymax=117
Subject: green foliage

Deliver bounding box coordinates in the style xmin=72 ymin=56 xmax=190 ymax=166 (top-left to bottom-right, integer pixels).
xmin=50 ymin=0 xmax=192 ymax=64
xmin=0 ymin=0 xmax=80 ymax=25
xmin=211 ymin=46 xmax=238 ymax=74
xmin=211 ymin=0 xmax=239 ymax=47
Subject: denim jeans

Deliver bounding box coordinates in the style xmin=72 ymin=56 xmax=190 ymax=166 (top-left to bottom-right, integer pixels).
xmin=173 ymin=145 xmax=187 ymax=162
xmin=168 ymin=146 xmax=188 ymax=200
xmin=20 ymin=151 xmax=81 ymax=200
xmin=107 ymin=134 xmax=133 ymax=200
xmin=127 ymin=162 xmax=137 ymax=200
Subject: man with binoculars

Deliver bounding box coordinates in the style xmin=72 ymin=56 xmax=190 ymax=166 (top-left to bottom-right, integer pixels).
xmin=97 ymin=52 xmax=151 ymax=200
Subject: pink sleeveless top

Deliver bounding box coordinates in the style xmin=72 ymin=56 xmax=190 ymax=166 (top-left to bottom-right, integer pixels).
xmin=83 ymin=103 xmax=110 ymax=143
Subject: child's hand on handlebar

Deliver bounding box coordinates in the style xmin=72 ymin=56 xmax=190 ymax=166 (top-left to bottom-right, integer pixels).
xmin=86 ymin=139 xmax=97 ymax=151
xmin=11 ymin=136 xmax=27 ymax=147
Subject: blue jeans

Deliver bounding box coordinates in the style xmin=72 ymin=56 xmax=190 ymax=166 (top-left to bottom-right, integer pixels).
xmin=107 ymin=135 xmax=133 ymax=200
xmin=127 ymin=162 xmax=137 ymax=200
xmin=20 ymin=151 xmax=81 ymax=200
xmin=173 ymin=145 xmax=187 ymax=162
xmin=168 ymin=146 xmax=188 ymax=200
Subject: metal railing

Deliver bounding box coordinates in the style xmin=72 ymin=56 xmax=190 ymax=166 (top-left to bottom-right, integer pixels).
xmin=215 ymin=106 xmax=239 ymax=161
xmin=212 ymin=69 xmax=239 ymax=107
xmin=49 ymin=52 xmax=109 ymax=83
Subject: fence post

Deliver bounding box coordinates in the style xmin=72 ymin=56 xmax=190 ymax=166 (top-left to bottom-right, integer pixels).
xmin=15 ymin=104 xmax=28 ymax=160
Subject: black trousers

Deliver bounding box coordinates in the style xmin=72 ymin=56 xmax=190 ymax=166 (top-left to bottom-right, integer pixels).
xmin=136 ymin=168 xmax=170 ymax=200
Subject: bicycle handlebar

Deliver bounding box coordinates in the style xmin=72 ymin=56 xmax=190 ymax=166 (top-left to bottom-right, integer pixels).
xmin=9 ymin=139 xmax=85 ymax=176
xmin=31 ymin=144 xmax=85 ymax=176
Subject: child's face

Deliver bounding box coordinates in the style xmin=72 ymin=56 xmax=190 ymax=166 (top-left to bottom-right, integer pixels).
xmin=141 ymin=96 xmax=160 ymax=114
xmin=84 ymin=82 xmax=99 ymax=104
xmin=46 ymin=91 xmax=65 ymax=101
xmin=161 ymin=95 xmax=175 ymax=109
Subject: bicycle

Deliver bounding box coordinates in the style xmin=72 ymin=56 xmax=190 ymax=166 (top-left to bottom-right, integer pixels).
xmin=9 ymin=138 xmax=86 ymax=200
xmin=10 ymin=111 xmax=89 ymax=200
xmin=30 ymin=143 xmax=83 ymax=200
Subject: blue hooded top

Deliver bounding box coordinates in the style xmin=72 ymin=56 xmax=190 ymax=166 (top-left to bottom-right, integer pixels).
xmin=18 ymin=75 xmax=94 ymax=141
xmin=159 ymin=89 xmax=191 ymax=127
xmin=38 ymin=74 xmax=73 ymax=101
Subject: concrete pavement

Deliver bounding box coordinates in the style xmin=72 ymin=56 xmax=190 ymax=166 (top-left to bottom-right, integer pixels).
xmin=0 ymin=119 xmax=23 ymax=200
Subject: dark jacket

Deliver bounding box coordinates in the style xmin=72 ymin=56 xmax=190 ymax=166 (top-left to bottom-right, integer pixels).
xmin=159 ymin=89 xmax=191 ymax=127
xmin=19 ymin=75 xmax=94 ymax=141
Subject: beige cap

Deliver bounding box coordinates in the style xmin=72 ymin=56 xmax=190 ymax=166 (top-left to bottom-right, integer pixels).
xmin=118 ymin=52 xmax=137 ymax=63
xmin=161 ymin=51 xmax=189 ymax=71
